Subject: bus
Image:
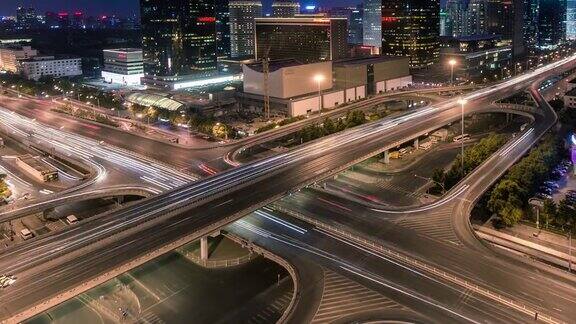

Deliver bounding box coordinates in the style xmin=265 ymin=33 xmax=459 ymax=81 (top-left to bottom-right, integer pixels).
xmin=453 ymin=134 xmax=470 ymax=142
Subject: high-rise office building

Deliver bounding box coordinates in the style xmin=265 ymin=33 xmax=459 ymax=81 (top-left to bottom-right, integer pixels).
xmin=140 ymin=0 xmax=218 ymax=87
xmin=16 ymin=6 xmax=38 ymax=29
xmin=466 ymin=0 xmax=487 ymax=35
xmin=381 ymin=0 xmax=440 ymax=68
xmin=350 ymin=4 xmax=365 ymax=44
xmin=272 ymin=0 xmax=301 ymax=17
xmin=524 ymin=0 xmax=539 ymax=50
xmin=216 ymin=0 xmax=231 ymax=58
xmin=330 ymin=6 xmax=364 ymax=45
xmin=255 ymin=17 xmax=349 ymax=64
xmin=440 ymin=9 xmax=449 ymax=36
xmin=445 ymin=0 xmax=467 ymax=37
xmin=537 ymin=0 xmax=566 ymax=49
xmin=568 ymin=0 xmax=576 ymax=40
xmin=229 ymin=1 xmax=262 ymax=58
xmin=363 ymin=0 xmax=382 ymax=47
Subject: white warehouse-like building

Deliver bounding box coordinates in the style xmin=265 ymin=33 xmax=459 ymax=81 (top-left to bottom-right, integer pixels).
xmin=240 ymin=56 xmax=411 ymax=117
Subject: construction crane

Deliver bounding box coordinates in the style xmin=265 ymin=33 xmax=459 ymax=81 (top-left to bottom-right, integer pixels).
xmin=262 ymin=46 xmax=271 ymax=120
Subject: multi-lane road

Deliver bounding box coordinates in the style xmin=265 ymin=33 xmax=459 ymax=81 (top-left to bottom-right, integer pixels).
xmin=1 ymin=54 xmax=576 ymax=321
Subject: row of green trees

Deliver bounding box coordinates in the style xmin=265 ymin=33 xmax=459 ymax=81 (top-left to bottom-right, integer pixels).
xmin=432 ymin=134 xmax=509 ymax=190
xmin=55 ymin=104 xmax=119 ymax=127
xmin=538 ymin=198 xmax=576 ymax=233
xmin=255 ymin=116 xmax=306 ymax=134
xmin=487 ymin=135 xmax=564 ymax=227
xmin=1 ymin=75 xmax=123 ymax=110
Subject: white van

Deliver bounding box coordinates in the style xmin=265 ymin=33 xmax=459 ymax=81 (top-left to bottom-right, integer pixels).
xmin=66 ymin=215 xmax=79 ymax=225
xmin=20 ymin=228 xmax=33 ymax=240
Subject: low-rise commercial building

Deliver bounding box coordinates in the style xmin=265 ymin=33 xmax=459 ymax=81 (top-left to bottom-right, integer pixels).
xmin=240 ymin=56 xmax=412 ymax=116
xmin=333 ymin=56 xmax=412 ymax=96
xmin=440 ymin=35 xmax=512 ymax=82
xmin=20 ymin=55 xmax=82 ymax=81
xmin=15 ymin=154 xmax=58 ymax=182
xmin=0 ymin=45 xmax=37 ymax=73
xmin=101 ymin=48 xmax=144 ymax=86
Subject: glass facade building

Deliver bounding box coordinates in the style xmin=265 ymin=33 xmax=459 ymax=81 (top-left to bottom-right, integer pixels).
xmin=568 ymin=0 xmax=576 ymax=40
xmin=255 ymin=17 xmax=349 ymax=64
xmin=363 ymin=0 xmax=382 ymax=47
xmin=216 ymin=0 xmax=231 ymax=58
xmin=381 ymin=0 xmax=440 ymax=68
xmin=140 ymin=0 xmax=218 ymax=85
xmin=229 ymin=1 xmax=263 ymax=58
xmin=272 ymin=0 xmax=301 ymax=17
xmin=537 ymin=0 xmax=566 ymax=49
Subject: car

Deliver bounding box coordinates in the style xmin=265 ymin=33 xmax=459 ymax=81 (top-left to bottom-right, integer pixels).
xmin=544 ymin=181 xmax=560 ymax=189
xmin=539 ymin=187 xmax=553 ymax=194
xmin=536 ymin=193 xmax=552 ymax=199
xmin=0 ymin=275 xmax=16 ymax=288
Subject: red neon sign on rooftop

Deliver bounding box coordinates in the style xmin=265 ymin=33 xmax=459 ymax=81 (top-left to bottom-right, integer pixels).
xmin=197 ymin=17 xmax=216 ymax=23
xmin=382 ymin=17 xmax=399 ymax=22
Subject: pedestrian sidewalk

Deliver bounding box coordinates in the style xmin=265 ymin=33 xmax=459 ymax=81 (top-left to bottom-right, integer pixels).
xmin=475 ymin=223 xmax=576 ymax=267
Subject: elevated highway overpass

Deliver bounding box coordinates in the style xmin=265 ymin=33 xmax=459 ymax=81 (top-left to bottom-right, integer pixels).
xmin=0 ymin=55 xmax=576 ymax=322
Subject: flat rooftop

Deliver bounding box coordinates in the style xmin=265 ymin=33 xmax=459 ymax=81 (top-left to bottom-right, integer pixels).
xmin=333 ymin=56 xmax=408 ymax=67
xmin=246 ymin=59 xmax=305 ymax=73
xmin=103 ymin=48 xmax=142 ymax=53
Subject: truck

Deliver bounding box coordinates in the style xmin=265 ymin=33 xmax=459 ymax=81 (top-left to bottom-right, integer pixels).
xmin=66 ymin=214 xmax=79 ymax=225
xmin=20 ymin=228 xmax=33 ymax=240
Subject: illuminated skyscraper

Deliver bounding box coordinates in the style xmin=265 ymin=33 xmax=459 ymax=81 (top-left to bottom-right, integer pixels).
xmin=537 ymin=0 xmax=566 ymax=49
xmin=272 ymin=0 xmax=301 ymax=17
xmin=216 ymin=0 xmax=231 ymax=58
xmin=255 ymin=17 xmax=349 ymax=64
xmin=568 ymin=0 xmax=576 ymax=40
xmin=229 ymin=1 xmax=263 ymax=58
xmin=140 ymin=0 xmax=218 ymax=87
xmin=363 ymin=0 xmax=382 ymax=47
xmin=381 ymin=0 xmax=440 ymax=68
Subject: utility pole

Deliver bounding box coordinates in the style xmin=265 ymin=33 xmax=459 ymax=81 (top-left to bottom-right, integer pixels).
xmin=262 ymin=46 xmax=271 ymax=121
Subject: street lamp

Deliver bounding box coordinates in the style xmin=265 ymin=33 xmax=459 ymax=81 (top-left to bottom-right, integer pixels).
xmin=314 ymin=74 xmax=325 ymax=111
xmin=448 ymin=59 xmax=457 ymax=86
xmin=457 ymin=98 xmax=467 ymax=176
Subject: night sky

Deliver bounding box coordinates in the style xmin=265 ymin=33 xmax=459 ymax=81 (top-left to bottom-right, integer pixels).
xmin=0 ymin=0 xmax=357 ymax=17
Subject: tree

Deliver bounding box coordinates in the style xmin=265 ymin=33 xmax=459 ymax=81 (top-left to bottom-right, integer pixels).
xmin=212 ymin=123 xmax=229 ymax=140
xmin=541 ymin=199 xmax=557 ymax=229
xmin=500 ymin=206 xmax=524 ymax=227
xmin=323 ymin=117 xmax=335 ymax=135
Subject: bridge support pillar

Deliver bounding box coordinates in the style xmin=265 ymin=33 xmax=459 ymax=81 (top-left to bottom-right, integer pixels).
xmin=201 ymin=236 xmax=209 ymax=260
xmin=383 ymin=150 xmax=390 ymax=164
xmin=414 ymin=138 xmax=419 ymax=150
xmin=116 ymin=196 xmax=124 ymax=206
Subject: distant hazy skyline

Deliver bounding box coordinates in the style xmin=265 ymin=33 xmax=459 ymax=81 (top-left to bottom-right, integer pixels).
xmin=0 ymin=0 xmax=359 ymax=17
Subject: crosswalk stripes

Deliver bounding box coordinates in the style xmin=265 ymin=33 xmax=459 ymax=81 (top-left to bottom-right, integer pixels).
xmin=311 ymin=269 xmax=404 ymax=323
xmin=245 ymin=280 xmax=293 ymax=324
xmin=395 ymin=207 xmax=461 ymax=244
xmin=372 ymin=178 xmax=424 ymax=198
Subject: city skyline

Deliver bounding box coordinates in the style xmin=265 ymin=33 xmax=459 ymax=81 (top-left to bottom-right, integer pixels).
xmin=0 ymin=0 xmax=358 ymax=17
